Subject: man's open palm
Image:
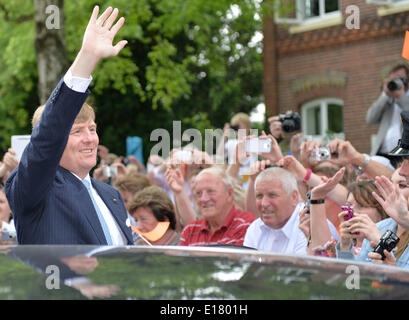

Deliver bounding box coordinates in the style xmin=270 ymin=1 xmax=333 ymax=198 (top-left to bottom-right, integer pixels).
xmin=82 ymin=6 xmax=127 ymax=59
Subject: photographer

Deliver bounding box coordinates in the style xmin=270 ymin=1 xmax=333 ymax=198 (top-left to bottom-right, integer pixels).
xmin=366 ymin=64 xmax=409 ymax=166
xmin=268 ymin=111 xmax=301 ymax=156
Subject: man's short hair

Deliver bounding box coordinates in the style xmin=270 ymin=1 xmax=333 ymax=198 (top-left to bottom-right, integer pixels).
xmin=255 ymin=167 xmax=299 ymax=196
xmin=390 ymin=63 xmax=409 ymax=78
xmin=230 ymin=112 xmax=251 ymax=128
xmin=195 ymin=166 xmax=232 ymax=189
xmin=32 ymin=103 xmax=95 ymax=129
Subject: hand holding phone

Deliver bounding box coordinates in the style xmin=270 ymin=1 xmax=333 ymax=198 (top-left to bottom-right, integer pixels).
xmin=245 ymin=138 xmax=272 ymax=154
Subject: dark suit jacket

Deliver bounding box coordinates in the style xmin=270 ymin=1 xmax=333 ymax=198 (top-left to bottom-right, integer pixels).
xmin=5 ymin=79 xmax=133 ymax=245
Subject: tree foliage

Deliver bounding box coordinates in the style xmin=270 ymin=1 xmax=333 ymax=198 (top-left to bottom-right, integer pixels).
xmin=0 ymin=0 xmax=263 ymax=161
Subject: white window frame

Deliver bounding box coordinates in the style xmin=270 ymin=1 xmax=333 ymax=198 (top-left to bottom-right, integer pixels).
xmin=366 ymin=0 xmax=393 ymax=5
xmin=367 ymin=0 xmax=409 ymax=6
xmin=275 ymin=0 xmax=340 ymax=25
xmin=301 ymin=98 xmax=344 ymax=142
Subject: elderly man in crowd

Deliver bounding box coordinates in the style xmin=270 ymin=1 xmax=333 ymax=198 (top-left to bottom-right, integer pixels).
xmin=179 ymin=166 xmax=256 ymax=246
xmin=243 ymin=166 xmax=307 ymax=255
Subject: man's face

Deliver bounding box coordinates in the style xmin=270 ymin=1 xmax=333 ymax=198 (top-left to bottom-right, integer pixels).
xmin=399 ymin=159 xmax=409 ymax=184
xmin=255 ymin=178 xmax=298 ymax=229
xmin=394 ymin=164 xmax=409 ymax=199
xmin=60 ymin=119 xmax=99 ymax=179
xmin=269 ymin=121 xmax=282 ymax=139
xmin=193 ymin=173 xmax=233 ymax=221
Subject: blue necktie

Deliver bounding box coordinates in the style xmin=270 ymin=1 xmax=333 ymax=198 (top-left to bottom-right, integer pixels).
xmin=82 ymin=179 xmax=113 ymax=245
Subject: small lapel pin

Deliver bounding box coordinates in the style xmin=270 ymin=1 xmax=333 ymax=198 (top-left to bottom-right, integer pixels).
xmin=126 ymin=218 xmax=131 ymax=228
xmin=113 ymin=198 xmax=117 ymax=202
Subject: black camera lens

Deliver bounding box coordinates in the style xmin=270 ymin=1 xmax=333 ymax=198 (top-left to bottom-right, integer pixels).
xmin=387 ymin=77 xmax=407 ymax=92
xmin=282 ymin=120 xmax=294 ymax=132
xmin=387 ymin=80 xmax=399 ymax=91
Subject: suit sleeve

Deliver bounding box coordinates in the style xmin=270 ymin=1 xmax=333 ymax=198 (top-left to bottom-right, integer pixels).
xmin=396 ymin=92 xmax=409 ymax=112
xmin=366 ymin=93 xmax=392 ymax=125
xmin=6 ymin=79 xmax=89 ymax=214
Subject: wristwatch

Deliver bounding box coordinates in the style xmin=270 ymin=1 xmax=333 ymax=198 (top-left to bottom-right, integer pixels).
xmin=355 ymin=153 xmax=370 ymax=175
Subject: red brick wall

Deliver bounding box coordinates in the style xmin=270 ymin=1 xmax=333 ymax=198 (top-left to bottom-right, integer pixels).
xmin=271 ymin=0 xmax=409 ymax=153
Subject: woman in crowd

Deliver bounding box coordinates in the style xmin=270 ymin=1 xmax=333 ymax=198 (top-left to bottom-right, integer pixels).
xmin=343 ymin=168 xmax=409 ymax=267
xmin=128 ymin=186 xmax=180 ymax=246
xmin=307 ymin=167 xmax=388 ymax=257
xmin=337 ymin=179 xmax=388 ymax=254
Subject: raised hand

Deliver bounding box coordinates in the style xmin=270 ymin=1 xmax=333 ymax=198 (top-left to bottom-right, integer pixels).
xmin=3 ymin=149 xmax=18 ymax=172
xmin=165 ymin=167 xmax=184 ymax=194
xmin=82 ymin=6 xmax=127 ymax=59
xmin=258 ymin=130 xmax=283 ymax=163
xmin=298 ymin=206 xmax=310 ymax=240
xmin=373 ymin=175 xmax=409 ymax=230
xmin=299 ymin=139 xmax=322 ymax=168
xmin=368 ymin=241 xmax=397 ymax=266
xmin=310 ymin=167 xmax=345 ymax=199
xmin=277 ymin=155 xmax=307 ymax=181
xmin=248 ymin=159 xmax=271 ymax=182
xmin=344 ymin=212 xmax=382 ymax=244
xmin=71 ymin=6 xmax=127 ymax=78
xmin=338 ymin=210 xmax=355 ymax=251
xmin=326 ymin=139 xmax=361 ymax=167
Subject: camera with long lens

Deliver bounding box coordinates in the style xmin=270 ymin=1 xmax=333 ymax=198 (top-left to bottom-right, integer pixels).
xmin=372 ymin=230 xmax=400 ymax=260
xmin=387 ymin=77 xmax=408 ymax=91
xmin=278 ymin=111 xmax=301 ymax=133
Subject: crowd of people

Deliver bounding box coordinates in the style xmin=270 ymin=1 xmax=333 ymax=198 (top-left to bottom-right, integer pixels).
xmin=1 ymin=5 xmax=409 ymax=273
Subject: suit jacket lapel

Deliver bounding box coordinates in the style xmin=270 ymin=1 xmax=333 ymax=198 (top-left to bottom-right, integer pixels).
xmin=91 ymin=179 xmax=133 ymax=245
xmin=59 ymin=168 xmax=107 ymax=244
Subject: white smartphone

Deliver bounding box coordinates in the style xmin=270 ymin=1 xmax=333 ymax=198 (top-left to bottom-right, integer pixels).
xmin=11 ymin=135 xmax=31 ymax=161
xmin=245 ymin=138 xmax=272 ymax=153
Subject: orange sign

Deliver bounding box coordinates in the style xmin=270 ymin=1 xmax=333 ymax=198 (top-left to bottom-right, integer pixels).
xmin=402 ymin=31 xmax=409 ymax=60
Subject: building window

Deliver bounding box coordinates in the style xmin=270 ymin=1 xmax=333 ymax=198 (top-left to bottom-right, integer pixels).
xmin=275 ymin=0 xmax=340 ymax=24
xmin=301 ymin=98 xmax=344 ymax=141
xmin=305 ymin=0 xmax=339 ymax=19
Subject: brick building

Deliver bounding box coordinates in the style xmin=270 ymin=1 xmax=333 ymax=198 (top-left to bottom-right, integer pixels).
xmin=263 ymin=0 xmax=409 ymax=153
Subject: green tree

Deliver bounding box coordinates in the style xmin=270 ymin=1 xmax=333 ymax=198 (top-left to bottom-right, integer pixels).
xmin=0 ymin=0 xmax=263 ymax=161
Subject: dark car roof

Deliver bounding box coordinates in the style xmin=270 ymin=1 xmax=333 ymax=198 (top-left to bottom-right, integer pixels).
xmin=2 ymin=245 xmax=409 ymax=299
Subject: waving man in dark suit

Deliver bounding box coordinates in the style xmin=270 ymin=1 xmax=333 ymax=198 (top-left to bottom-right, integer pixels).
xmin=6 ymin=6 xmax=133 ymax=245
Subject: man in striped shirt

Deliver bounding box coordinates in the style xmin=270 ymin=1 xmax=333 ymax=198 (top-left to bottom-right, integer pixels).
xmin=180 ymin=167 xmax=256 ymax=246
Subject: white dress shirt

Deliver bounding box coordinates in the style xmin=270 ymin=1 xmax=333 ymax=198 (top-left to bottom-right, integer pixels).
xmin=243 ymin=202 xmax=308 ymax=255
